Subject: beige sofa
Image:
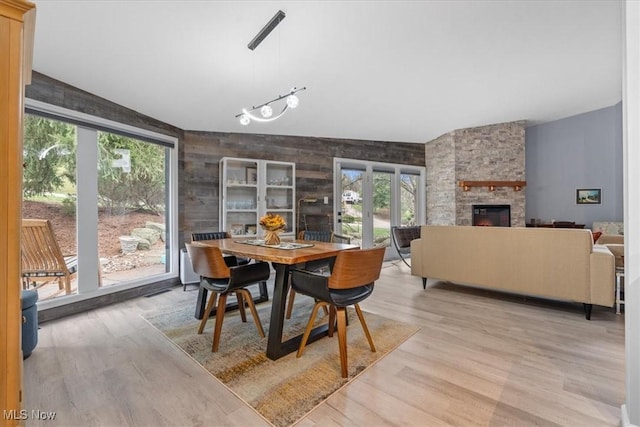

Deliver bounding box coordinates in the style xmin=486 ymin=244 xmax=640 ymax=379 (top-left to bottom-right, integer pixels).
xmin=410 ymin=225 xmax=615 ymax=319
xmin=596 ymin=234 xmax=624 ymax=268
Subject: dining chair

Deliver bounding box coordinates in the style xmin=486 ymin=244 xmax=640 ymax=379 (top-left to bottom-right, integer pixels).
xmin=290 ymin=246 xmax=385 ymax=377
xmin=192 ymin=231 xmax=251 ymax=264
xmin=303 ymin=214 xmax=333 ymax=233
xmin=285 ymin=230 xmax=352 ymax=319
xmin=185 ymin=242 xmax=270 ymax=352
xmin=190 ymin=231 xmax=269 ymax=319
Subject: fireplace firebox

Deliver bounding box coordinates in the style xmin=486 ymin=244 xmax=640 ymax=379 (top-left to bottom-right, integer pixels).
xmin=472 ymin=205 xmax=511 ymax=227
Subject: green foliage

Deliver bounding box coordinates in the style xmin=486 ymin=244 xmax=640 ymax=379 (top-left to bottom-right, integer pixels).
xmin=23 ymin=116 xmax=166 ymax=215
xmin=61 ymin=194 xmax=76 ymax=217
xmin=23 ymin=115 xmax=76 ymax=197
xmin=373 ymin=173 xmax=390 ymax=210
xmin=98 ymin=132 xmax=165 ymax=214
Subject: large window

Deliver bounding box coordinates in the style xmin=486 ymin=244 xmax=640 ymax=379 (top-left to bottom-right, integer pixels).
xmin=22 ymin=100 xmax=178 ymax=307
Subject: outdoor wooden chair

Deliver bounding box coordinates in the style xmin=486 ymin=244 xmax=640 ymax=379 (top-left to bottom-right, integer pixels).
xmin=21 ymin=219 xmax=78 ymax=295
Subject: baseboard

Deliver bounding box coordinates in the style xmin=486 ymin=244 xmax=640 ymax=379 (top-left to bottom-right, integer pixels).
xmin=38 ymin=277 xmax=180 ymax=323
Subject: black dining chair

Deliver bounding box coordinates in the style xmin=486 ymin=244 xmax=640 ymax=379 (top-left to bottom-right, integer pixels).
xmin=192 ymin=231 xmax=251 ymax=265
xmin=290 ymin=246 xmax=385 ymax=377
xmin=185 ymin=242 xmax=270 ymax=352
xmin=285 ymin=230 xmax=352 ymax=319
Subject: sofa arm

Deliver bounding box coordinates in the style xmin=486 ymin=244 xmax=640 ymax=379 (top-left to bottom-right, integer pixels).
xmin=590 ymin=246 xmax=615 ymax=307
xmin=602 ymin=243 xmax=624 ymax=268
xmin=410 ymin=238 xmax=423 ymax=276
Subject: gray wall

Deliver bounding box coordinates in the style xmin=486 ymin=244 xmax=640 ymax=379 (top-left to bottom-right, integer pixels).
xmin=525 ymin=102 xmax=623 ymax=228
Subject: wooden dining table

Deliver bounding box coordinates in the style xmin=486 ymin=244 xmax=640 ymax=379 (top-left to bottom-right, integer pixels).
xmin=196 ymin=238 xmax=358 ymax=360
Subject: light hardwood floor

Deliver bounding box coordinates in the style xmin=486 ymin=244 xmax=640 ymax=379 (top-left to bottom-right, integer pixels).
xmin=23 ymin=262 xmax=625 ymax=426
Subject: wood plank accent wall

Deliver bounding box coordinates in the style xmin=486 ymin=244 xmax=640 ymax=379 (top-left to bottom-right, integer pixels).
xmin=26 ymin=72 xmax=183 ymax=139
xmin=181 ymin=131 xmax=425 ymax=247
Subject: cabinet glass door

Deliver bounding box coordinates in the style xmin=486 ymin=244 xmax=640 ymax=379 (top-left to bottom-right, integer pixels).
xmin=265 ymin=161 xmax=295 ymax=234
xmin=223 ymin=159 xmax=258 ymax=237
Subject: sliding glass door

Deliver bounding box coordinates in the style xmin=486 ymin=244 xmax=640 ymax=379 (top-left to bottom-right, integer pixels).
xmin=334 ymin=158 xmax=425 ymax=259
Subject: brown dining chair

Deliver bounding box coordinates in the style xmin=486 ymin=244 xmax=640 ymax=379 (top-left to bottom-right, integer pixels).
xmin=290 ymin=246 xmax=385 ymax=377
xmin=185 ymin=242 xmax=270 ymax=352
xmin=190 ymin=231 xmax=269 ymax=320
xmin=285 ymin=230 xmax=352 ymax=319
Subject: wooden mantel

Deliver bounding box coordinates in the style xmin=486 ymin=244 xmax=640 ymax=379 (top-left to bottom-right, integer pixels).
xmin=458 ymin=180 xmax=527 ymax=191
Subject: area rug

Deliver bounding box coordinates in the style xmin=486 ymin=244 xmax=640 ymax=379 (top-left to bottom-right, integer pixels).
xmin=142 ymin=296 xmax=419 ymax=427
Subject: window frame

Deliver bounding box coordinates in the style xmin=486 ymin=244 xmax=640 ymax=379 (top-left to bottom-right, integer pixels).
xmin=24 ymin=99 xmax=179 ymax=309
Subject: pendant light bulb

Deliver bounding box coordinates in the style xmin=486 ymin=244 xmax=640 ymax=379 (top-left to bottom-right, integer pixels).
xmin=261 ymin=105 xmax=273 ymax=118
xmin=239 ymin=114 xmax=250 ymax=125
xmin=286 ymin=94 xmax=299 ymax=109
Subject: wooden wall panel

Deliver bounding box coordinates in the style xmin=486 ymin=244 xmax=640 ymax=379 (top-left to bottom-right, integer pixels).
xmin=180 ymin=131 xmax=425 ymax=246
xmin=26 ymin=72 xmax=182 ymax=138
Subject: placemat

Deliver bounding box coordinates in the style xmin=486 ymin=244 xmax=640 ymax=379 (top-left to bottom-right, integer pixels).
xmin=234 ymin=240 xmax=314 ymax=250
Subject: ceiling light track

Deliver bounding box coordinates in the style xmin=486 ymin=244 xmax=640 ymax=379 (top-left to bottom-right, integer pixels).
xmin=247 ymin=10 xmax=286 ymax=51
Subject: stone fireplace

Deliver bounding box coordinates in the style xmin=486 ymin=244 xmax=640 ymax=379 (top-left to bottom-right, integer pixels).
xmin=424 ymin=121 xmax=526 ymax=227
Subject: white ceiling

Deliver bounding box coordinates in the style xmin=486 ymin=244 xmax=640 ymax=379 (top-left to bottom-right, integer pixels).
xmin=31 ymin=0 xmax=623 ymax=143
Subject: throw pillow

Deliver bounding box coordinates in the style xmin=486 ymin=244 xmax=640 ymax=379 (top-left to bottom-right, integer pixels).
xmin=592 ymin=231 xmax=602 ymax=243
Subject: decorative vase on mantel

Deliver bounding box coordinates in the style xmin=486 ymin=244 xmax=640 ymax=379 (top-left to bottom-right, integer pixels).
xmin=264 ymin=229 xmax=282 ymax=246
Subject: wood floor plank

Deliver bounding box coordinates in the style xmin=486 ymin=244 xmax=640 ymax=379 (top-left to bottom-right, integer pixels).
xmin=23 ymin=261 xmax=624 ymax=426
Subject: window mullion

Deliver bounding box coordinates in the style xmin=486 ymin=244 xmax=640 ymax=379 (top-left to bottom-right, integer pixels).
xmin=76 ymin=126 xmax=100 ymax=293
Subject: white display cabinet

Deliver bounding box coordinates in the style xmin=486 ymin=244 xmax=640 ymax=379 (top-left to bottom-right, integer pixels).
xmin=220 ymin=157 xmax=295 ymax=238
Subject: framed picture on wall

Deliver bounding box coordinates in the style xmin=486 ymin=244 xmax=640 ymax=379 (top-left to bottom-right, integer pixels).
xmin=576 ymin=188 xmax=601 ymax=204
